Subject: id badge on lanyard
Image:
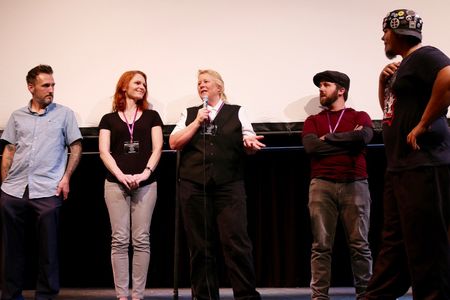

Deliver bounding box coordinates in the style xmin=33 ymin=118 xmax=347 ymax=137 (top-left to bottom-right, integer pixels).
xmin=122 ymin=108 xmax=140 ymax=154
xmin=124 ymin=140 xmax=140 ymax=154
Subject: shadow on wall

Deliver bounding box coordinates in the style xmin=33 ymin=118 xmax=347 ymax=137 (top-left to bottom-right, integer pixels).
xmin=284 ymin=95 xmax=321 ymax=121
xmin=163 ymin=94 xmax=200 ymax=125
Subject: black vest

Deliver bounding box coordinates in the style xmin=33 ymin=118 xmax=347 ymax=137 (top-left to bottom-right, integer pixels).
xmin=179 ymin=104 xmax=245 ymax=185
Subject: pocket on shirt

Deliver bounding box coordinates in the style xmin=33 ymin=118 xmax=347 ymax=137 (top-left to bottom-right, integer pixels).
xmin=44 ymin=119 xmax=63 ymax=138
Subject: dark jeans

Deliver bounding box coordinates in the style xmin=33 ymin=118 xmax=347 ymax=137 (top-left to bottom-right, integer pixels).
xmin=365 ymin=166 xmax=450 ymax=300
xmin=179 ymin=179 xmax=261 ymax=300
xmin=0 ymin=189 xmax=62 ymax=300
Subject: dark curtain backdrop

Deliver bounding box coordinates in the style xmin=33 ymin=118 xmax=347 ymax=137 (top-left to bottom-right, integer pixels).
xmin=0 ymin=126 xmax=387 ymax=289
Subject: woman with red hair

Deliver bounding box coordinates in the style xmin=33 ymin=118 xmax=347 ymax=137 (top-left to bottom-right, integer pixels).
xmin=99 ymin=70 xmax=163 ymax=300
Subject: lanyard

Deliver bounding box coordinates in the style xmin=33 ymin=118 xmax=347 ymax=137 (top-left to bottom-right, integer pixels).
xmin=326 ymin=108 xmax=345 ymax=133
xmin=122 ymin=108 xmax=139 ymax=142
xmin=209 ymin=101 xmax=225 ymax=121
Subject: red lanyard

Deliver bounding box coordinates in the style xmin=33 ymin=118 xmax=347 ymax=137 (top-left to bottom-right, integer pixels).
xmin=122 ymin=108 xmax=138 ymax=142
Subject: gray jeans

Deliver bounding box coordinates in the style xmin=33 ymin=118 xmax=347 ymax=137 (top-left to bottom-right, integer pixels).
xmin=308 ymin=178 xmax=372 ymax=300
xmin=104 ymin=180 xmax=157 ymax=299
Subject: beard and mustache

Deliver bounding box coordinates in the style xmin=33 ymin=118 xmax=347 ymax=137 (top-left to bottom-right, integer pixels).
xmin=320 ymin=88 xmax=339 ymax=108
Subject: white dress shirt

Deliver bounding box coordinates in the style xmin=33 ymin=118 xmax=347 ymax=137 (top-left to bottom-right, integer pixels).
xmin=171 ymin=99 xmax=256 ymax=137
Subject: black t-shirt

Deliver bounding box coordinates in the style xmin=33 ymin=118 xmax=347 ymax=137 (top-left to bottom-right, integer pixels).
xmin=382 ymin=46 xmax=450 ymax=171
xmin=99 ymin=109 xmax=163 ymax=185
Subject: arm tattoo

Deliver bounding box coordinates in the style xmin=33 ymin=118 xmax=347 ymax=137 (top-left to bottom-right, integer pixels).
xmin=1 ymin=144 xmax=16 ymax=182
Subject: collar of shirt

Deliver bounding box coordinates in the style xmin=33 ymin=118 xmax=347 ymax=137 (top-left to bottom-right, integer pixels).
xmin=207 ymin=99 xmax=224 ymax=121
xmin=27 ymin=100 xmax=55 ymax=116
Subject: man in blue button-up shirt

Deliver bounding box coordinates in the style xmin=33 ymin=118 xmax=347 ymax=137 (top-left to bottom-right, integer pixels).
xmin=0 ymin=64 xmax=82 ymax=300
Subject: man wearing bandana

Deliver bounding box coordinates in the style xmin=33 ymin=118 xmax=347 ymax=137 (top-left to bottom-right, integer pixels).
xmin=364 ymin=9 xmax=450 ymax=300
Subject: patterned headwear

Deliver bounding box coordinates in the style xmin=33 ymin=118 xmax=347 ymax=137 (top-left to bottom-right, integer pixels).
xmin=383 ymin=9 xmax=423 ymax=41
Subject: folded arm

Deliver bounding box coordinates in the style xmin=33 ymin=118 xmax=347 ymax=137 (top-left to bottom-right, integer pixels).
xmin=324 ymin=126 xmax=374 ymax=148
xmin=302 ymin=133 xmax=351 ymax=157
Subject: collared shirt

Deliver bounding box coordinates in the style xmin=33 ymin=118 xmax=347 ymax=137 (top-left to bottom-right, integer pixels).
xmin=171 ymin=99 xmax=256 ymax=137
xmin=1 ymin=102 xmax=82 ymax=199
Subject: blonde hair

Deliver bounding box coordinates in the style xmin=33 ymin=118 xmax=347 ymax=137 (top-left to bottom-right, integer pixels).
xmin=198 ymin=69 xmax=227 ymax=101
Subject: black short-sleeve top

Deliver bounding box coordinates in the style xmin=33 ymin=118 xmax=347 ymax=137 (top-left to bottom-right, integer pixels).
xmin=99 ymin=109 xmax=163 ymax=186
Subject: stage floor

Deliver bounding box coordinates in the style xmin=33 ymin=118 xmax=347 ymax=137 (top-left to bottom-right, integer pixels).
xmin=13 ymin=287 xmax=413 ymax=299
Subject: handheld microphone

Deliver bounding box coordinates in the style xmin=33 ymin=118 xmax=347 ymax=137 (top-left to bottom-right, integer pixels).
xmin=202 ymin=96 xmax=209 ymax=132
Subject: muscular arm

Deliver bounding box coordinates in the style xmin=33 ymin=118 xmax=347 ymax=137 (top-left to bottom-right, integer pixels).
xmin=56 ymin=139 xmax=82 ymax=200
xmin=1 ymin=144 xmax=16 ymax=182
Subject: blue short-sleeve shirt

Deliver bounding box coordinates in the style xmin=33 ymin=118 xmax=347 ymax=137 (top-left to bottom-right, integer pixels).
xmin=1 ymin=102 xmax=82 ymax=198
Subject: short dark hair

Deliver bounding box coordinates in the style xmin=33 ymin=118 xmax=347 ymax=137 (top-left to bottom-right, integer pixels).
xmin=335 ymin=83 xmax=349 ymax=101
xmin=26 ymin=64 xmax=53 ymax=84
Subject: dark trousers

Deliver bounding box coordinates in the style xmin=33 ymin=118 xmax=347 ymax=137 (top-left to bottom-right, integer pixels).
xmin=179 ymin=179 xmax=260 ymax=300
xmin=0 ymin=189 xmax=62 ymax=300
xmin=364 ymin=166 xmax=450 ymax=300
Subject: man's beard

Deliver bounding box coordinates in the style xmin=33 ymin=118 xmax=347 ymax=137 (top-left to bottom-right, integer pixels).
xmin=320 ymin=89 xmax=339 ymax=108
xmin=385 ymin=49 xmax=397 ymax=59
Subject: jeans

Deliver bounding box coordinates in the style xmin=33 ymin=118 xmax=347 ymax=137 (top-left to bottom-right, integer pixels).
xmin=308 ymin=178 xmax=372 ymax=300
xmin=104 ymin=180 xmax=157 ymax=299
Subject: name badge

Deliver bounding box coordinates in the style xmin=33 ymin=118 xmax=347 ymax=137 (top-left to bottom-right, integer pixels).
xmin=124 ymin=140 xmax=139 ymax=154
xmin=201 ymin=124 xmax=217 ymax=136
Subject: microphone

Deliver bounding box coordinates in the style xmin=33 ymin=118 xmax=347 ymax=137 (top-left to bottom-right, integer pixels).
xmin=202 ymin=96 xmax=209 ymax=132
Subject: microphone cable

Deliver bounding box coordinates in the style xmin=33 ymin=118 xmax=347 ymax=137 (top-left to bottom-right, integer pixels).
xmin=202 ymin=97 xmax=213 ymax=300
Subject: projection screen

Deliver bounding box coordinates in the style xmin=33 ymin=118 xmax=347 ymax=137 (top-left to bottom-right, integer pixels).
xmin=1 ymin=0 xmax=449 ymax=128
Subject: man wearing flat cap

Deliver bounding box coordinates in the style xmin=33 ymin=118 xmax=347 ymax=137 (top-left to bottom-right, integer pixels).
xmin=363 ymin=9 xmax=450 ymax=300
xmin=302 ymin=70 xmax=373 ymax=300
